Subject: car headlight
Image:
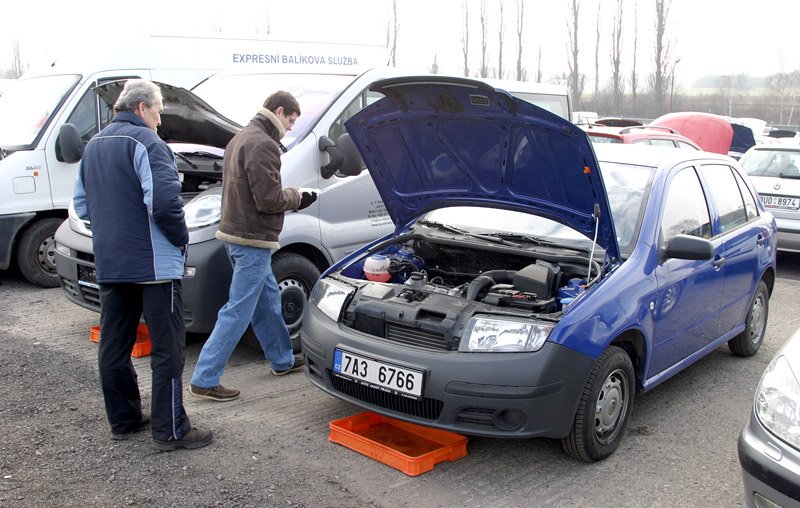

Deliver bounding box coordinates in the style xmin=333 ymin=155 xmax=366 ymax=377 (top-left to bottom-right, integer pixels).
xmin=310 ymin=278 xmax=353 ymax=322
xmin=459 ymin=315 xmax=554 ymax=352
xmin=755 ymin=354 xmax=800 ymax=449
xmin=184 ymin=193 xmax=222 ymax=229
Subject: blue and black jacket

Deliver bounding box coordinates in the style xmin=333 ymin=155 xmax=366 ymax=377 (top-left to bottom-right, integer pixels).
xmin=73 ymin=111 xmax=188 ymax=283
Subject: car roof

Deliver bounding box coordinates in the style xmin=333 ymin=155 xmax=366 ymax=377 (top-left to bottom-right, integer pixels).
xmin=593 ymin=143 xmax=734 ymax=169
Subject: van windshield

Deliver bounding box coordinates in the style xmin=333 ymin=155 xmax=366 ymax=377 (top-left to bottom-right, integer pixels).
xmin=192 ymin=73 xmax=355 ymax=148
xmin=0 ymin=74 xmax=80 ymax=150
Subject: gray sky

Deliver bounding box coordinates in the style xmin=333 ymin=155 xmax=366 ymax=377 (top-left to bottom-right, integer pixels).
xmin=3 ymin=0 xmax=799 ymax=87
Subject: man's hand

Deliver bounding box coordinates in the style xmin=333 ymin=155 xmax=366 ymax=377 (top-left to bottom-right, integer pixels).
xmin=297 ymin=190 xmax=318 ymax=210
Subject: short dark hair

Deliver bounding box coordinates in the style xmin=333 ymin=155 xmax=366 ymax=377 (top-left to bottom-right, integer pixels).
xmin=263 ymin=91 xmax=300 ymax=117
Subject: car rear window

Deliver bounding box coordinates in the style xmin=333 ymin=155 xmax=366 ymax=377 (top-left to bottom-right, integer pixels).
xmin=588 ymin=134 xmax=622 ymax=144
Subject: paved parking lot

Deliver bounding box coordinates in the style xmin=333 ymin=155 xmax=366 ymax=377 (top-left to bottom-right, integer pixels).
xmin=2 ymin=251 xmax=800 ymax=506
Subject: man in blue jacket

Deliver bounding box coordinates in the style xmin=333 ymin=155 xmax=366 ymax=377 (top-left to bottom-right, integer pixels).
xmin=73 ymin=79 xmax=212 ymax=451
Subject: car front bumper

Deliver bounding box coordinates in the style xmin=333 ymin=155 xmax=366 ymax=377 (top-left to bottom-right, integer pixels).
xmin=738 ymin=407 xmax=800 ymax=508
xmin=54 ymin=221 xmax=230 ymax=334
xmin=301 ymin=303 xmax=595 ymax=438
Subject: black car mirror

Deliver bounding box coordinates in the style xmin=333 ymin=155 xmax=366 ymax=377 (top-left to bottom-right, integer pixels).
xmin=662 ymin=234 xmax=714 ymax=261
xmin=319 ymin=135 xmax=343 ymax=179
xmin=336 ymin=133 xmax=366 ymax=177
xmin=56 ymin=123 xmax=84 ymax=163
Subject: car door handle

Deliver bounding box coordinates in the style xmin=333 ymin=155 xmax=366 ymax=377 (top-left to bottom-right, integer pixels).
xmin=756 ymin=234 xmax=766 ymax=246
xmin=712 ymin=257 xmax=725 ymax=268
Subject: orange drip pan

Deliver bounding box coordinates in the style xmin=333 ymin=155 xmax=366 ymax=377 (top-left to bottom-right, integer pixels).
xmin=89 ymin=324 xmax=152 ymax=358
xmin=329 ymin=412 xmax=468 ymax=476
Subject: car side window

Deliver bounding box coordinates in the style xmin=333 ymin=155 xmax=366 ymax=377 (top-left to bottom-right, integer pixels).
xmin=650 ymin=138 xmax=675 ymax=148
xmin=732 ymin=169 xmax=760 ymax=220
xmin=676 ymin=141 xmax=699 ymax=150
xmin=65 ymin=78 xmax=135 ymax=144
xmin=698 ymin=164 xmax=749 ymax=233
xmin=661 ymin=167 xmax=712 ymax=242
xmin=328 ymin=90 xmax=384 ymax=142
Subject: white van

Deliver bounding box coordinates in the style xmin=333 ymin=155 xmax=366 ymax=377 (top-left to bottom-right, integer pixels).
xmin=54 ymin=67 xmax=571 ymax=349
xmin=0 ymin=33 xmax=385 ymax=286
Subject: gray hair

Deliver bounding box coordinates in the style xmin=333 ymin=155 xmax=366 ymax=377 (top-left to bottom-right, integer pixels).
xmin=114 ymin=79 xmax=162 ymax=112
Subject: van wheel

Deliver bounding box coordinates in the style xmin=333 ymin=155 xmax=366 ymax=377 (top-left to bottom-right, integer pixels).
xmin=561 ymin=345 xmax=634 ymax=462
xmin=16 ymin=218 xmax=63 ymax=288
xmin=272 ymin=252 xmax=321 ymax=353
xmin=728 ymin=280 xmax=769 ymax=357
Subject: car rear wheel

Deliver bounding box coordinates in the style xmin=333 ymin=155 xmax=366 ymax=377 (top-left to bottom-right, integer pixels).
xmin=16 ymin=218 xmax=62 ymax=288
xmin=562 ymin=345 xmax=635 ymax=462
xmin=272 ymin=252 xmax=321 ymax=353
xmin=728 ymin=280 xmax=769 ymax=357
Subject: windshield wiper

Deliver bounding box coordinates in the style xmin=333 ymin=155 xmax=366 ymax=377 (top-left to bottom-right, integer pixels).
xmin=496 ymin=232 xmax=594 ymax=253
xmin=778 ymin=172 xmax=800 ymax=179
xmin=174 ymin=151 xmax=198 ymax=169
xmin=417 ymin=220 xmax=520 ymax=247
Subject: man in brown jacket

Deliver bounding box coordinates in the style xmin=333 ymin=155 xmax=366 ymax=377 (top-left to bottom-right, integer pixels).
xmin=189 ymin=91 xmax=317 ymax=401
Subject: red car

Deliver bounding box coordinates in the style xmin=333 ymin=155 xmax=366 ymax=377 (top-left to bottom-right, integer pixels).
xmin=582 ymin=124 xmax=702 ymax=150
xmin=651 ymin=112 xmax=756 ymax=159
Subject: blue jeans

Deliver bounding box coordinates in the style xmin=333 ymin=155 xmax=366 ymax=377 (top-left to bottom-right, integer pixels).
xmin=191 ymin=243 xmax=295 ymax=388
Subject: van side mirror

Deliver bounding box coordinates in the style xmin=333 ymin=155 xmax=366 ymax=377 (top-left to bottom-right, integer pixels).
xmin=662 ymin=234 xmax=714 ymax=261
xmin=336 ymin=133 xmax=366 ymax=177
xmin=56 ymin=123 xmax=84 ymax=163
xmin=319 ymin=135 xmax=343 ymax=179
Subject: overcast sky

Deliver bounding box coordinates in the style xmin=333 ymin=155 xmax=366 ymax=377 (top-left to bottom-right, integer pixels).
xmin=3 ymin=0 xmax=800 ymax=87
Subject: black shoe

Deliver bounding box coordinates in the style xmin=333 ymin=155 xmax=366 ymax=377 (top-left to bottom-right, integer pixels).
xmin=111 ymin=416 xmax=150 ymax=441
xmin=153 ymin=426 xmax=213 ymax=451
xmin=189 ymin=384 xmax=240 ymax=402
xmin=270 ymin=356 xmax=305 ymax=376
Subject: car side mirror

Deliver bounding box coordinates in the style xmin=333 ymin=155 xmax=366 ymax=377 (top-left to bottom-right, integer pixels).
xmin=336 ymin=133 xmax=366 ymax=177
xmin=56 ymin=123 xmax=84 ymax=163
xmin=319 ymin=135 xmax=343 ymax=179
xmin=662 ymin=234 xmax=714 ymax=261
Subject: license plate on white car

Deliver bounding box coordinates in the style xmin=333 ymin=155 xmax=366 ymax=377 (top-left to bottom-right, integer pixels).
xmin=760 ymin=194 xmax=800 ymax=210
xmin=333 ymin=348 xmax=423 ymax=399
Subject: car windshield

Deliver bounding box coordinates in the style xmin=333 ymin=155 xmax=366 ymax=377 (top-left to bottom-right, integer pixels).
xmin=0 ymin=74 xmax=80 ymax=150
xmin=192 ymin=73 xmax=355 ymax=148
xmin=600 ymin=161 xmax=655 ymax=258
xmin=740 ymin=149 xmax=800 ymax=178
xmin=420 ymin=207 xmax=595 ymax=252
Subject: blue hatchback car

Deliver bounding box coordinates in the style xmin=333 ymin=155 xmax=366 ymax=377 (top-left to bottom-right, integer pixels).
xmin=300 ymin=76 xmax=778 ymax=462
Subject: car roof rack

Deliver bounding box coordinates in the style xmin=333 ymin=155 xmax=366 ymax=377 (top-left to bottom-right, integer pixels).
xmin=619 ymin=125 xmax=680 ymax=135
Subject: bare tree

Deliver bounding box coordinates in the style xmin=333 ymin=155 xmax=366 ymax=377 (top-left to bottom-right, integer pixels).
xmin=497 ymin=1 xmax=504 ymax=79
xmin=593 ymin=0 xmax=602 ymax=111
xmin=11 ymin=39 xmax=23 ymax=78
xmin=630 ymin=2 xmax=639 ymax=114
xmin=536 ymin=46 xmax=542 ymax=83
xmin=565 ymin=0 xmax=585 ymax=107
xmin=610 ymin=0 xmax=624 ymax=114
xmin=479 ymin=1 xmax=489 ymax=78
xmin=515 ymin=0 xmax=525 ymax=81
xmin=253 ymin=4 xmax=271 ymax=35
xmin=386 ymin=0 xmax=399 ymax=66
xmin=462 ymin=0 xmax=470 ymax=77
xmin=650 ymin=0 xmax=672 ymax=114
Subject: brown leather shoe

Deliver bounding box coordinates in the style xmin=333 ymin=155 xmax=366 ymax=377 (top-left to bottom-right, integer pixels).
xmin=153 ymin=426 xmax=213 ymax=451
xmin=189 ymin=384 xmax=240 ymax=401
xmin=270 ymin=356 xmax=306 ymax=376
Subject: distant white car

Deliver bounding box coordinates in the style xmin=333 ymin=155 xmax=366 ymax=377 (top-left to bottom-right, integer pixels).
xmin=740 ymin=145 xmax=800 ymax=252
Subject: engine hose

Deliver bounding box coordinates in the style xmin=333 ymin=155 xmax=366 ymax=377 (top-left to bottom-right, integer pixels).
xmin=465 ymin=270 xmax=516 ymax=301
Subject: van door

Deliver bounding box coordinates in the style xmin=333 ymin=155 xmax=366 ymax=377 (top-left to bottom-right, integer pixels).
xmin=316 ymin=90 xmax=393 ymax=261
xmin=44 ymin=75 xmax=142 ymax=209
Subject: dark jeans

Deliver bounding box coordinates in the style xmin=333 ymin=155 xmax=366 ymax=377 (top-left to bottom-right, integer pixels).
xmin=98 ymin=281 xmax=191 ymax=441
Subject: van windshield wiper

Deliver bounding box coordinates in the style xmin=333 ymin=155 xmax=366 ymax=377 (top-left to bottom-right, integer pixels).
xmin=417 ymin=220 xmax=520 ymax=247
xmin=495 ymin=232 xmax=593 ymax=253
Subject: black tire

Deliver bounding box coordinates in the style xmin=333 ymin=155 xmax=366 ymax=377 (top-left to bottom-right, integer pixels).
xmin=561 ymin=345 xmax=635 ymax=462
xmin=16 ymin=218 xmax=63 ymax=288
xmin=728 ymin=280 xmax=769 ymax=357
xmin=271 ymin=252 xmax=322 ymax=353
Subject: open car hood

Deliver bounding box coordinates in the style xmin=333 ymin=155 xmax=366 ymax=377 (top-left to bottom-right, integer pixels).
xmin=651 ymin=112 xmax=756 ymax=156
xmin=345 ymin=76 xmax=620 ymax=260
xmin=95 ymin=80 xmax=240 ymax=149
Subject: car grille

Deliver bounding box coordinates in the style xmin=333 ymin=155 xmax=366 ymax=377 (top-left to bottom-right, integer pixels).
xmin=329 ymin=371 xmax=443 ymax=420
xmin=350 ymin=312 xmax=450 ymax=351
xmin=455 ymin=407 xmax=498 ymax=429
xmin=60 ymin=277 xmax=101 ymax=308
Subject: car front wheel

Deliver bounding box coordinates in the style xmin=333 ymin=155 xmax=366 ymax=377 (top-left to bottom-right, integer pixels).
xmin=562 ymin=345 xmax=635 ymax=462
xmin=272 ymin=252 xmax=322 ymax=352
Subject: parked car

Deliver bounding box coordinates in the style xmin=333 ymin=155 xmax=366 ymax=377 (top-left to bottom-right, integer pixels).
xmin=651 ymin=112 xmax=756 ymax=159
xmin=739 ymin=145 xmax=800 ymax=252
xmin=300 ymin=76 xmax=778 ymax=463
xmin=738 ymin=326 xmax=800 ymax=508
xmin=582 ymin=124 xmax=701 ymax=150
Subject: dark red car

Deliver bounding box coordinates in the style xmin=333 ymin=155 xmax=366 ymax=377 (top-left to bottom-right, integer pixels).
xmin=582 ymin=124 xmax=702 ymax=150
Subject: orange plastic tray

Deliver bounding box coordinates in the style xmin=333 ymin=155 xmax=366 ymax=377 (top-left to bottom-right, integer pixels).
xmin=329 ymin=412 xmax=468 ymax=476
xmin=89 ymin=324 xmax=152 ymax=358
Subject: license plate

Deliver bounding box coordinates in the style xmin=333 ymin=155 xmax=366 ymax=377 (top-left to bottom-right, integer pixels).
xmin=333 ymin=348 xmax=423 ymax=399
xmin=760 ymin=194 xmax=800 ymax=210
xmin=78 ymin=264 xmax=98 ymax=289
